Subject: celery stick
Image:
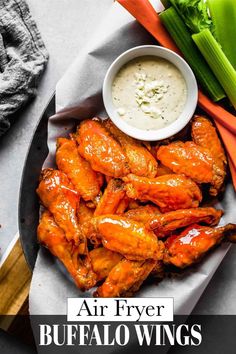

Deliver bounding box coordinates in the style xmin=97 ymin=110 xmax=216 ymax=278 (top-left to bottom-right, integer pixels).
xmin=208 ymin=0 xmax=236 ymax=70
xmin=159 ymin=8 xmax=225 ymax=101
xmin=192 ymin=29 xmax=236 ymax=109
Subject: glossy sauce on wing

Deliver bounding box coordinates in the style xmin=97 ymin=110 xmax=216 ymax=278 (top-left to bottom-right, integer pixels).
xmin=157 ymin=141 xmax=214 ymax=184
xmin=76 ymin=119 xmax=130 ymax=177
xmin=91 ymin=215 xmax=164 ymax=261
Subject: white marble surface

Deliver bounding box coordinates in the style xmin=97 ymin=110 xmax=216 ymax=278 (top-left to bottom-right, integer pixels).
xmin=0 ymin=0 xmax=236 ymax=314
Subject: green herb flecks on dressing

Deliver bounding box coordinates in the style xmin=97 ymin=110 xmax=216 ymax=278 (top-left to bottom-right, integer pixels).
xmin=112 ymin=56 xmax=187 ymax=130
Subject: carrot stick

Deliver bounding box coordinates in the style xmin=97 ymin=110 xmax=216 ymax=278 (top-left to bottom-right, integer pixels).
xmin=214 ymin=121 xmax=236 ymax=171
xmin=198 ymin=92 xmax=236 ymax=135
xmin=118 ymin=0 xmax=180 ymax=52
xmin=117 ymin=0 xmax=236 ymax=134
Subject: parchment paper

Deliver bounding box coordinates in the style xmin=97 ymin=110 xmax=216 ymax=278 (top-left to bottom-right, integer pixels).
xmin=29 ymin=0 xmax=236 ymax=316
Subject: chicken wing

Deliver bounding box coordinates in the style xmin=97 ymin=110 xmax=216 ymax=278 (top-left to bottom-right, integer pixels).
xmin=56 ymin=137 xmax=101 ymax=201
xmin=123 ymin=174 xmax=202 ymax=212
xmin=95 ymin=258 xmax=156 ymax=297
xmin=94 ymin=178 xmax=125 ymax=216
xmin=157 ymin=141 xmax=214 ymax=184
xmin=37 ymin=211 xmax=97 ymax=290
xmin=103 ymin=119 xmax=158 ymax=178
xmin=89 ymin=247 xmax=123 ymax=281
xmin=164 ymin=223 xmax=236 ymax=268
xmin=124 ymin=204 xmax=161 ymax=224
xmin=91 ymin=215 xmax=165 ymax=261
xmin=36 ymin=169 xmax=84 ymax=250
xmin=76 ymin=119 xmax=130 ymax=177
xmin=148 ymin=207 xmax=223 ymax=237
xmin=191 ymin=115 xmax=227 ymax=196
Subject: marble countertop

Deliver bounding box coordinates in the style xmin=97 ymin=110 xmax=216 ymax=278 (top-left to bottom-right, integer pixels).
xmin=0 ymin=0 xmax=235 ymax=315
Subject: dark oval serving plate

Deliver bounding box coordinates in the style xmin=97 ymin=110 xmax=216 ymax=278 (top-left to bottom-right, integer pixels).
xmin=18 ymin=95 xmax=55 ymax=270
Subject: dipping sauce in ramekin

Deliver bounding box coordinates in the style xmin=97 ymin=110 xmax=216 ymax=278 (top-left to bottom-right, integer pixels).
xmin=112 ymin=55 xmax=187 ymax=131
xmin=103 ymin=45 xmax=198 ymax=141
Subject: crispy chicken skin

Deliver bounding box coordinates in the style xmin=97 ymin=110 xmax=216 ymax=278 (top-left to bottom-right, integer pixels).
xmin=191 ymin=115 xmax=227 ymax=195
xmin=89 ymin=247 xmax=123 ymax=281
xmin=94 ymin=178 xmax=125 ymax=216
xmin=157 ymin=141 xmax=214 ymax=184
xmin=91 ymin=215 xmax=165 ymax=261
xmin=36 ymin=169 xmax=84 ymax=249
xmin=164 ymin=223 xmax=236 ymax=268
xmin=95 ymin=258 xmax=156 ymax=297
xmin=124 ymin=204 xmax=161 ymax=224
xmin=56 ymin=138 xmax=101 ymax=201
xmin=103 ymin=119 xmax=158 ymax=178
xmin=148 ymin=207 xmax=223 ymax=237
xmin=37 ymin=211 xmax=97 ymax=290
xmin=123 ymin=174 xmax=202 ymax=212
xmin=76 ymin=119 xmax=130 ymax=177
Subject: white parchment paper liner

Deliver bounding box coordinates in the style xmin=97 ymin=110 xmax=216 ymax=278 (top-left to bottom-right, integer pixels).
xmin=29 ymin=1 xmax=236 ymax=317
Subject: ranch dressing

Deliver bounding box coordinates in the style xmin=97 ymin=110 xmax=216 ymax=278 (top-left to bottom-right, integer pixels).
xmin=112 ymin=56 xmax=187 ymax=130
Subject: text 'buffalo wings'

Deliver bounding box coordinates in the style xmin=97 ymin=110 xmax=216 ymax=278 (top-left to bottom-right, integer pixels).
xmin=37 ymin=116 xmax=236 ymax=297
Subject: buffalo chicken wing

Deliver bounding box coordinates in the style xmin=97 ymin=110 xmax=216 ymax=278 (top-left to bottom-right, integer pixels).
xmin=38 ymin=211 xmax=97 ymax=290
xmin=95 ymin=258 xmax=156 ymax=297
xmin=91 ymin=215 xmax=165 ymax=261
xmin=191 ymin=115 xmax=226 ymax=195
xmin=103 ymin=119 xmax=158 ymax=178
xmin=123 ymin=174 xmax=202 ymax=212
xmin=36 ymin=169 xmax=85 ymax=251
xmin=157 ymin=141 xmax=214 ymax=184
xmin=148 ymin=207 xmax=223 ymax=237
xmin=76 ymin=119 xmax=130 ymax=177
xmin=164 ymin=223 xmax=236 ymax=268
xmin=56 ymin=137 xmax=101 ymax=201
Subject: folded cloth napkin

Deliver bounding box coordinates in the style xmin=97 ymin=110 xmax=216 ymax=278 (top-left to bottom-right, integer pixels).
xmin=0 ymin=0 xmax=48 ymax=136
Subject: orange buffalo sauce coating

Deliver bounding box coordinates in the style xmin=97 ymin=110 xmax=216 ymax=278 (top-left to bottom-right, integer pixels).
xmin=124 ymin=174 xmax=202 ymax=212
xmin=56 ymin=138 xmax=101 ymax=201
xmin=76 ymin=119 xmax=130 ymax=177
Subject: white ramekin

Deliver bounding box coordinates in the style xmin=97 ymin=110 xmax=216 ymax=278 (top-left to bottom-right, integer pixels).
xmin=102 ymin=45 xmax=198 ymax=141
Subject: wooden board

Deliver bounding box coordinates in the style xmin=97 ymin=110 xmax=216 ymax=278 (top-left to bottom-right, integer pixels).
xmin=0 ymin=238 xmax=31 ymax=330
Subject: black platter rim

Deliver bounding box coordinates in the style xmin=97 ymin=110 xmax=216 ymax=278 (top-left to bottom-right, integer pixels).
xmin=18 ymin=95 xmax=55 ymax=270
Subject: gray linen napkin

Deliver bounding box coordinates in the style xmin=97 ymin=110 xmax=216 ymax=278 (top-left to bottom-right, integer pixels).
xmin=0 ymin=0 xmax=48 ymax=136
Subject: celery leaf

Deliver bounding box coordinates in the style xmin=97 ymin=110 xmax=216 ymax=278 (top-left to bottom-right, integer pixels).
xmin=170 ymin=0 xmax=212 ymax=33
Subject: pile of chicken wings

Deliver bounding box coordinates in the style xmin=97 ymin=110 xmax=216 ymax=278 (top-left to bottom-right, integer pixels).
xmin=37 ymin=115 xmax=236 ymax=297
